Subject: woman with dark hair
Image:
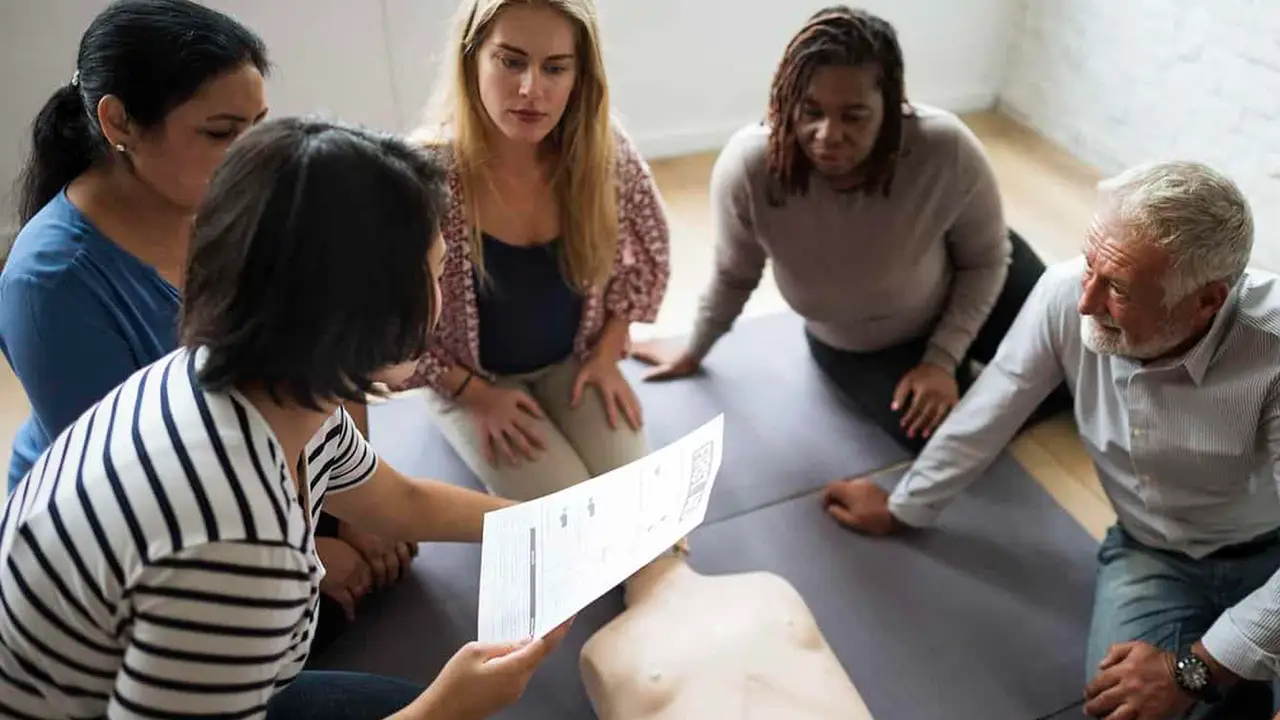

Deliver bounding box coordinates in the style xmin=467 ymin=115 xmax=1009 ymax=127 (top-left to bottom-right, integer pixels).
xmin=0 ymin=0 xmax=411 ymax=651
xmin=2 ymin=0 xmax=269 ymax=490
xmin=633 ymin=5 xmax=1069 ymax=461
xmin=0 ymin=116 xmax=568 ymax=720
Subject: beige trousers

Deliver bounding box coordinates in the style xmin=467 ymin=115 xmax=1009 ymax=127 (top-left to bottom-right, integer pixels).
xmin=425 ymin=355 xmax=648 ymax=501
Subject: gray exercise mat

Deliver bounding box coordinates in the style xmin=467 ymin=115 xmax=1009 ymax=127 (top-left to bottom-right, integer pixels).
xmin=321 ymin=310 xmax=1096 ymax=718
xmin=315 ymin=452 xmax=1098 ymax=720
xmin=619 ymin=312 xmax=909 ymax=522
xmin=683 ymin=453 xmax=1098 ymax=720
xmin=364 ymin=392 xmax=485 ymax=493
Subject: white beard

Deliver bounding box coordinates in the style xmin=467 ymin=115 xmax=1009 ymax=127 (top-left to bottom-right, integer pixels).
xmin=1081 ymin=315 xmax=1188 ymax=360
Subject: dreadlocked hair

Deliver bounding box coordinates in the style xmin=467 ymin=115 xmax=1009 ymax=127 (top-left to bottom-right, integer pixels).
xmin=765 ymin=5 xmax=908 ymax=205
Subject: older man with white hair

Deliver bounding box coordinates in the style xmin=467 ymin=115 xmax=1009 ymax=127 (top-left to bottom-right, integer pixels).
xmin=822 ymin=159 xmax=1280 ymax=719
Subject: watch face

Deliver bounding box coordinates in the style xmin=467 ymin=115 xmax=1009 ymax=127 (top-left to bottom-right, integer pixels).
xmin=1179 ymin=656 xmax=1210 ymax=690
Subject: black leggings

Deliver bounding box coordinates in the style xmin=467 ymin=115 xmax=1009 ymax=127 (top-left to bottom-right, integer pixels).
xmin=808 ymin=229 xmax=1073 ymax=455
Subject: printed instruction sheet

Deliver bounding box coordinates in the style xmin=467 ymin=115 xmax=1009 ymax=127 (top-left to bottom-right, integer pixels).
xmin=477 ymin=414 xmax=725 ymax=643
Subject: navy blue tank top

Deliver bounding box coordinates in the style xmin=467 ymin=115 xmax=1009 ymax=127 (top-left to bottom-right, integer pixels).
xmin=475 ymin=233 xmax=584 ymax=375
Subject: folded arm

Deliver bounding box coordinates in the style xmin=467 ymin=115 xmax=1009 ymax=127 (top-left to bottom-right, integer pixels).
xmin=324 ymin=460 xmax=514 ymax=544
xmin=315 ymin=406 xmax=511 ymax=543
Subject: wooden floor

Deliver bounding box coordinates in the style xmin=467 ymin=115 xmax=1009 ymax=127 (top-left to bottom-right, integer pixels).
xmin=0 ymin=110 xmax=1116 ymax=540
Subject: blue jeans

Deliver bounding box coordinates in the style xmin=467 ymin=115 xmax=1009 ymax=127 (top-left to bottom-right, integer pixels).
xmin=266 ymin=671 xmax=423 ymax=719
xmin=1087 ymin=525 xmax=1280 ymax=718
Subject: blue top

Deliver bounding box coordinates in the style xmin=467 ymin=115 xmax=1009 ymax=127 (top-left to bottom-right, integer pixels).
xmin=0 ymin=190 xmax=180 ymax=491
xmin=475 ymin=233 xmax=583 ymax=376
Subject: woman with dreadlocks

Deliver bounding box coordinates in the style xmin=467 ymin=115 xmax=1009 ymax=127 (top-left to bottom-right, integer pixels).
xmin=633 ymin=5 xmax=1069 ymax=456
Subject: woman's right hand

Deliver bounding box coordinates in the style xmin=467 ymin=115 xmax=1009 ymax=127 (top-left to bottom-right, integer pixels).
xmin=411 ymin=621 xmax=573 ymax=720
xmin=629 ymin=339 xmax=700 ymax=381
xmin=460 ymin=380 xmax=547 ymax=466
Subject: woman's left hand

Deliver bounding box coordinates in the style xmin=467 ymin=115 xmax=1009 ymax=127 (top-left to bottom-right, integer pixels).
xmin=892 ymin=363 xmax=959 ymax=440
xmin=572 ymin=352 xmax=643 ymax=431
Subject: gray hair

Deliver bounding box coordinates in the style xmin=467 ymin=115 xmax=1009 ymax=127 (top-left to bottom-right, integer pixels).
xmin=1097 ymin=160 xmax=1253 ymax=305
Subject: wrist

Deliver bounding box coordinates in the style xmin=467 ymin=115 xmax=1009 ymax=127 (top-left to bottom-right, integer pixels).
xmin=456 ymin=374 xmax=491 ymax=405
xmin=1191 ymin=641 xmax=1238 ymax=687
xmin=402 ymin=687 xmax=446 ymax=720
xmin=595 ymin=316 xmax=630 ymax=360
xmin=1169 ymin=645 xmax=1225 ymax=704
xmin=920 ymin=344 xmax=959 ymax=375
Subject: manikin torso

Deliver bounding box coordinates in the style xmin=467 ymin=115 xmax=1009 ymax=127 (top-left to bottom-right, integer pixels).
xmin=580 ymin=556 xmax=872 ymax=720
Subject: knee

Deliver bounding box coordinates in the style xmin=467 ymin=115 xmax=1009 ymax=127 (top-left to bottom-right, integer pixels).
xmin=493 ymin=460 xmax=593 ymax=501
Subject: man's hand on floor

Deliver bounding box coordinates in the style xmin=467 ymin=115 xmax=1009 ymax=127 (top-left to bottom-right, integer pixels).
xmin=821 ymin=478 xmax=899 ymax=535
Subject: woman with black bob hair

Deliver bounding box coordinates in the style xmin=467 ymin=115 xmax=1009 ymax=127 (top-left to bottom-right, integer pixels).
xmin=0 ymin=117 xmax=568 ymax=720
xmin=1 ymin=0 xmax=415 ymax=657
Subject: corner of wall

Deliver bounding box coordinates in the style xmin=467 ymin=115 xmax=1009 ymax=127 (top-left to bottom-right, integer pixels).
xmin=995 ymin=0 xmax=1033 ymax=96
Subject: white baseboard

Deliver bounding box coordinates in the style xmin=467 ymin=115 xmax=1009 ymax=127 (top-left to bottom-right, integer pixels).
xmin=935 ymin=90 xmax=1000 ymax=115
xmin=630 ymin=91 xmax=1000 ymax=160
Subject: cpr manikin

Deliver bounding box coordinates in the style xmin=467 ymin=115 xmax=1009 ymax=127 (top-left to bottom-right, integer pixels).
xmin=581 ymin=553 xmax=872 ymax=719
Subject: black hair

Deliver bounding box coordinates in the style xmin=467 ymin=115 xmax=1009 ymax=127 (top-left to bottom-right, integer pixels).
xmin=180 ymin=117 xmax=449 ymax=411
xmin=15 ymin=0 xmax=269 ymax=224
xmin=766 ymin=5 xmax=907 ymax=203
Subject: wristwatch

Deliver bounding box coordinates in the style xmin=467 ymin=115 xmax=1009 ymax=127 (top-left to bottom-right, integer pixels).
xmin=1172 ymin=651 xmax=1221 ymax=703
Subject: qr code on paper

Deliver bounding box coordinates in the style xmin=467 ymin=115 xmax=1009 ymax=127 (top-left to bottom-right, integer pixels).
xmin=680 ymin=440 xmax=715 ymax=521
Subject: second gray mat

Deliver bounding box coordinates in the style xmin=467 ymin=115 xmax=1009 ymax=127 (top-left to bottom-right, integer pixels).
xmin=685 ymin=453 xmax=1100 ymax=720
xmin=315 ymin=452 xmax=1100 ymax=720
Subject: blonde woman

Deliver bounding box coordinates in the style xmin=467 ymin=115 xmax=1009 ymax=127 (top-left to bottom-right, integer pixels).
xmin=397 ymin=0 xmax=670 ymax=501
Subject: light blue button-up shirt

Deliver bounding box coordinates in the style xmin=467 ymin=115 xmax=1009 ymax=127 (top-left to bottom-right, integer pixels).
xmin=888 ymin=257 xmax=1280 ymax=680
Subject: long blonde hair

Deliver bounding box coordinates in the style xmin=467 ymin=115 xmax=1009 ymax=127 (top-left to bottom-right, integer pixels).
xmin=416 ymin=0 xmax=617 ymax=291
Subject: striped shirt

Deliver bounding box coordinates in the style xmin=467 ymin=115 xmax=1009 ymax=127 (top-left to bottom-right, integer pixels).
xmin=888 ymin=257 xmax=1280 ymax=679
xmin=0 ymin=347 xmax=377 ymax=718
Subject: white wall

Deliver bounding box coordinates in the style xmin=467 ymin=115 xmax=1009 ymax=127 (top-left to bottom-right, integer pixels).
xmin=1000 ymin=0 xmax=1280 ymax=270
xmin=0 ymin=0 xmax=1022 ymax=242
xmin=326 ymin=0 xmax=1026 ymax=153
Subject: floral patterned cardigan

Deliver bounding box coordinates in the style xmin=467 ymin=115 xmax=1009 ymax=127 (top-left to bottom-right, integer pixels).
xmin=398 ymin=125 xmax=671 ymax=397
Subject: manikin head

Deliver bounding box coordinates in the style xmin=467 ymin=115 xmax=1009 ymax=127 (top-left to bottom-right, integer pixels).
xmin=765 ymin=5 xmax=907 ymax=201
xmin=1078 ymin=160 xmax=1253 ymax=361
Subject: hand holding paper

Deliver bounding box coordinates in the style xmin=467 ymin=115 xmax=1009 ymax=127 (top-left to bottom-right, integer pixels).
xmin=477 ymin=415 xmax=725 ymax=643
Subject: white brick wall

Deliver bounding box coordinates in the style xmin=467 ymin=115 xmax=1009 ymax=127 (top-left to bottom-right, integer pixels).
xmin=1000 ymin=0 xmax=1280 ymax=270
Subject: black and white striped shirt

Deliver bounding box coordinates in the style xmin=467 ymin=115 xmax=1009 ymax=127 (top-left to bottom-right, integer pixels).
xmin=0 ymin=347 xmax=377 ymax=718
